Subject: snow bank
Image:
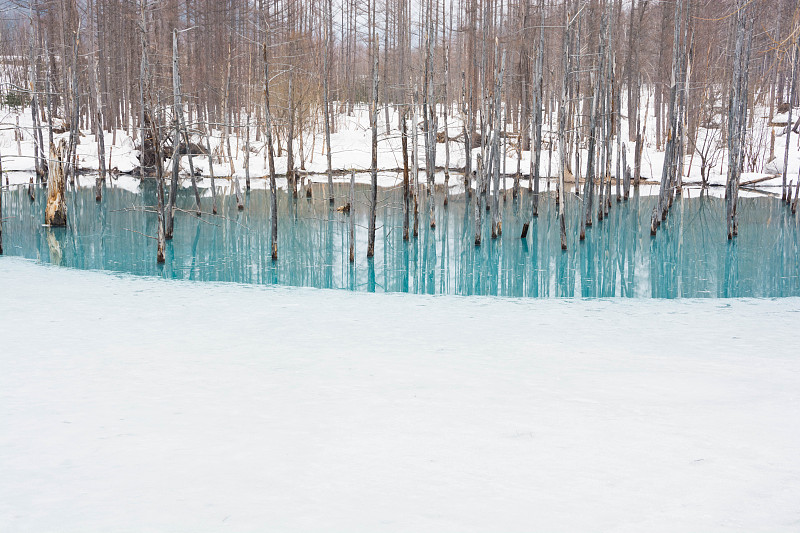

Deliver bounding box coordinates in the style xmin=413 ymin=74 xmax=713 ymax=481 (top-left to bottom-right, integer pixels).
xmin=1 ymin=256 xmax=799 ymax=532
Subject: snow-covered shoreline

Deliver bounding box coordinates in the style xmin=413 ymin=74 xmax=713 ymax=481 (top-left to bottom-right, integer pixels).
xmin=2 ymin=256 xmax=799 ymax=531
xmin=2 ymin=97 xmax=799 ymax=197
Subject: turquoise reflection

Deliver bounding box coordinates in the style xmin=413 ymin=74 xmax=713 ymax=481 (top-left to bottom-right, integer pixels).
xmin=2 ymin=178 xmax=799 ymax=298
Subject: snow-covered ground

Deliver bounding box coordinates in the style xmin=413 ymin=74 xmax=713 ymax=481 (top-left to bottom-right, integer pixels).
xmin=2 ymin=256 xmax=799 ymax=531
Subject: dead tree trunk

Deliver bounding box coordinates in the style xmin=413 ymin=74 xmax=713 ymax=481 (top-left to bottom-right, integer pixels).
xmin=223 ymin=44 xmax=243 ymax=211
xmin=89 ymin=25 xmax=106 ymax=202
xmin=402 ymin=108 xmax=410 ymax=240
xmin=462 ymin=72 xmax=472 ymax=196
xmin=139 ymin=2 xmax=164 ymax=263
xmin=165 ymin=29 xmax=184 ymax=239
xmin=423 ymin=21 xmax=437 ymax=229
xmin=581 ymin=17 xmax=606 ymax=241
xmin=622 ymin=144 xmax=631 ymax=199
xmin=783 ymin=38 xmax=798 ymax=202
xmin=558 ymin=9 xmax=572 ymax=251
xmin=287 ymin=74 xmax=295 ymax=197
xmin=173 ymin=40 xmax=200 ymax=214
xmin=367 ymin=35 xmax=379 ymax=258
xmin=28 ymin=33 xmax=45 ymax=183
xmin=45 ymin=139 xmax=68 ymax=226
xmin=491 ymin=48 xmax=506 ymax=239
xmin=726 ymin=0 xmax=753 ymax=239
xmin=412 ymin=85 xmax=420 ymax=238
xmin=0 ymin=149 xmax=3 ymax=253
xmin=651 ymin=0 xmax=684 ymax=236
xmin=474 ymin=154 xmax=483 ymax=246
xmin=65 ymin=27 xmax=80 ymax=187
xmin=244 ymin=111 xmax=251 ymax=192
xmin=0 ymin=150 xmax=3 ymax=254
xmin=324 ymin=0 xmax=334 ymax=204
xmin=531 ymin=3 xmax=544 ymax=217
xmin=206 ymin=133 xmax=218 ymax=214
xmin=443 ymin=46 xmax=451 ymax=207
xmin=152 ymin=117 xmax=167 ymax=263
xmin=263 ymin=42 xmax=278 ymax=260
xmin=349 ymin=170 xmax=355 ymax=262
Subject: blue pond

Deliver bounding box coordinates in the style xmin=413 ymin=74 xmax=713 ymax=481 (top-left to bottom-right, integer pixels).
xmin=2 ymin=177 xmax=799 ymax=297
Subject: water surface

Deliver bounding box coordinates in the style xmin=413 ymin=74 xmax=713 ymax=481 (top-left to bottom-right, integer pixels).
xmin=2 ymin=177 xmax=799 ymax=297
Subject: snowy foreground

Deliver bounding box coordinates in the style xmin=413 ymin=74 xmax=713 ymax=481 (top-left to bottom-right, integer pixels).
xmin=2 ymin=257 xmax=800 ymax=532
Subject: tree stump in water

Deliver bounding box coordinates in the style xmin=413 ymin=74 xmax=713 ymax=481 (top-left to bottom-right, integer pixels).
xmin=45 ymin=140 xmax=67 ymax=226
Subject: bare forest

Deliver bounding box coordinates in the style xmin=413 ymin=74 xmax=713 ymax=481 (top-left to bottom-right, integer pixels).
xmin=1 ymin=0 xmax=799 ymax=259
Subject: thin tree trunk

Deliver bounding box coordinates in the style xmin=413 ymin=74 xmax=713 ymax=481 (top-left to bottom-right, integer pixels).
xmin=89 ymin=18 xmax=106 ymax=201
xmin=65 ymin=26 xmax=80 ymax=186
xmin=0 ymin=149 xmax=3 ymax=254
xmin=558 ymin=8 xmax=571 ymax=251
xmin=206 ymin=133 xmax=218 ymax=214
xmin=402 ymin=108 xmax=410 ymax=240
xmin=263 ymin=42 xmax=278 ymax=260
xmin=462 ymin=72 xmax=472 ymax=196
xmin=443 ymin=46 xmax=451 ymax=207
xmin=412 ymin=85 xmax=420 ymax=238
xmin=783 ymin=40 xmax=798 ymax=201
xmin=367 ymin=35 xmax=379 ymax=258
xmin=423 ymin=14 xmax=436 ymax=230
xmin=324 ymin=0 xmax=334 ymax=204
xmin=349 ymin=170 xmax=355 ymax=262
xmin=491 ymin=49 xmax=506 ymax=239
xmin=244 ymin=111 xmax=251 ymax=192
xmin=28 ymin=33 xmax=44 ymax=183
xmin=223 ymin=44 xmax=243 ymax=211
xmin=531 ymin=2 xmax=544 ymax=217
xmin=651 ymin=0 xmax=683 ymax=235
xmin=474 ymin=154 xmax=483 ymax=245
xmin=166 ymin=29 xmax=183 ymax=239
xmin=287 ymin=74 xmax=295 ymax=197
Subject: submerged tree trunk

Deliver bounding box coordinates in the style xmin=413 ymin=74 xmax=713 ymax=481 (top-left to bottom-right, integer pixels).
xmin=263 ymin=42 xmax=278 ymax=260
xmin=412 ymin=86 xmax=420 ymax=238
xmin=783 ymin=39 xmax=798 ymax=202
xmin=726 ymin=0 xmax=753 ymax=239
xmin=65 ymin=28 xmax=80 ymax=187
xmin=154 ymin=123 xmax=167 ymax=264
xmin=287 ymin=74 xmax=295 ymax=197
xmin=45 ymin=139 xmax=68 ymax=227
xmin=558 ymin=9 xmax=571 ymax=251
xmin=0 ymin=150 xmax=3 ymax=254
xmin=474 ymin=154 xmax=483 ymax=246
xmin=462 ymin=73 xmax=472 ymax=197
xmin=323 ymin=0 xmax=334 ymax=204
xmin=139 ymin=3 xmax=164 ymax=263
xmin=349 ymin=170 xmax=355 ymax=262
xmin=0 ymin=145 xmax=4 ymax=251
xmin=531 ymin=6 xmax=544 ymax=217
xmin=367 ymin=36 xmax=379 ymax=258
xmin=443 ymin=46 xmax=451 ymax=207
xmin=89 ymin=34 xmax=106 ymax=202
xmin=402 ymin=109 xmax=410 ymax=240
xmin=491 ymin=49 xmax=506 ymax=239
xmin=651 ymin=0 xmax=684 ymax=236
xmin=423 ymin=18 xmax=436 ymax=230
xmin=166 ymin=29 xmax=186 ymax=237
xmin=224 ymin=44 xmax=243 ymax=212
xmin=581 ymin=20 xmax=606 ymax=241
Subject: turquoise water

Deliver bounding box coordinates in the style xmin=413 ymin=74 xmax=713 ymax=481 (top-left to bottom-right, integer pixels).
xmin=2 ymin=178 xmax=799 ymax=297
